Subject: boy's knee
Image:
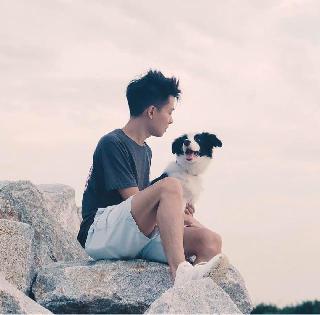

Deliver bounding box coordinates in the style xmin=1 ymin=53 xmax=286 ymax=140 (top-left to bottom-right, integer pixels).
xmin=212 ymin=232 xmax=222 ymax=251
xmin=160 ymin=177 xmax=183 ymax=197
xmin=208 ymin=232 xmax=222 ymax=254
xmin=198 ymin=230 xmax=222 ymax=255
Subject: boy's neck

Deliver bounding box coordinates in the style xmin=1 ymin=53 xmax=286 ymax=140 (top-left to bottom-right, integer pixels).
xmin=122 ymin=118 xmax=150 ymax=146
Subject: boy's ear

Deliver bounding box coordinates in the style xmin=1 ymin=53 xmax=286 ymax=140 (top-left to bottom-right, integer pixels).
xmin=147 ymin=105 xmax=156 ymax=119
xmin=172 ymin=135 xmax=187 ymax=155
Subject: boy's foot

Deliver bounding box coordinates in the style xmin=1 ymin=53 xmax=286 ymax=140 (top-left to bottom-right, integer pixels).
xmin=174 ymin=253 xmax=225 ymax=287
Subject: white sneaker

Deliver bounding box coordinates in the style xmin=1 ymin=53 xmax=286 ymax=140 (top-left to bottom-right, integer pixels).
xmin=174 ymin=253 xmax=224 ymax=287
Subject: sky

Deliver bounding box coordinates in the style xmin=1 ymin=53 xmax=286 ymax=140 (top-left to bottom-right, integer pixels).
xmin=1 ymin=0 xmax=319 ymax=307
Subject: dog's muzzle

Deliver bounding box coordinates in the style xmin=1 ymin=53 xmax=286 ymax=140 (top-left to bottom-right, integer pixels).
xmin=185 ymin=148 xmax=199 ymax=161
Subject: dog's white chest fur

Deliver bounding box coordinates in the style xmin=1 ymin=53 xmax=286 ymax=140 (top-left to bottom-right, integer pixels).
xmin=164 ymin=161 xmax=203 ymax=204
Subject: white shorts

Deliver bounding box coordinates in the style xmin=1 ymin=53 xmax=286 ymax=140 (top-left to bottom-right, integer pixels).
xmin=85 ymin=195 xmax=168 ymax=264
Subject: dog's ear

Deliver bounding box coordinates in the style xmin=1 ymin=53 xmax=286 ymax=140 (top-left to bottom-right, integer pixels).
xmin=172 ymin=135 xmax=187 ymax=155
xmin=202 ymin=132 xmax=222 ymax=148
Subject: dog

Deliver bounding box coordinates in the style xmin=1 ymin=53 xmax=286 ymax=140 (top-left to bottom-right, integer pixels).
xmin=151 ymin=131 xmax=225 ymax=266
xmin=150 ymin=132 xmax=222 ymax=210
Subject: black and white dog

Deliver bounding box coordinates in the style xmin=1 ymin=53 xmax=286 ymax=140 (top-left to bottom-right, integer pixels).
xmin=151 ymin=132 xmax=222 ymax=210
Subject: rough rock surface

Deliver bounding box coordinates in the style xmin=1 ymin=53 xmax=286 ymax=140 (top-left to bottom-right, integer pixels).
xmin=0 ymin=180 xmax=253 ymax=314
xmin=37 ymin=184 xmax=81 ymax=236
xmin=32 ymin=258 xmax=253 ymax=314
xmin=212 ymin=263 xmax=253 ymax=314
xmin=0 ymin=180 xmax=87 ymax=269
xmin=146 ymin=258 xmax=253 ymax=314
xmin=32 ymin=259 xmax=172 ymax=314
xmin=77 ymin=206 xmax=82 ymax=222
xmin=0 ymin=219 xmax=35 ymax=294
xmin=0 ymin=181 xmax=11 ymax=189
xmin=0 ymin=273 xmax=52 ymax=314
xmin=146 ymin=277 xmax=241 ymax=314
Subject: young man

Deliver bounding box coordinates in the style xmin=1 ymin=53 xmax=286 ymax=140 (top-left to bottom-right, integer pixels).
xmin=77 ymin=70 xmax=222 ymax=285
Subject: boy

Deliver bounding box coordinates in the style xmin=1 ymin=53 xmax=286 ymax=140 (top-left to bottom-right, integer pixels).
xmin=77 ymin=70 xmax=222 ymax=285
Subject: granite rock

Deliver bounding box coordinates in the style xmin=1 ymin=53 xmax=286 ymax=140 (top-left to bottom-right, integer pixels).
xmin=211 ymin=263 xmax=253 ymax=314
xmin=147 ymin=255 xmax=253 ymax=314
xmin=0 ymin=180 xmax=87 ymax=269
xmin=32 ymin=259 xmax=171 ymax=314
xmin=32 ymin=258 xmax=253 ymax=314
xmin=0 ymin=219 xmax=35 ymax=294
xmin=37 ymin=184 xmax=81 ymax=237
xmin=0 ymin=180 xmax=253 ymax=314
xmin=0 ymin=273 xmax=52 ymax=314
xmin=146 ymin=277 xmax=241 ymax=314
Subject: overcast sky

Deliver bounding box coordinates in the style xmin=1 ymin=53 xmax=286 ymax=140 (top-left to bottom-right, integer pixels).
xmin=1 ymin=0 xmax=319 ymax=306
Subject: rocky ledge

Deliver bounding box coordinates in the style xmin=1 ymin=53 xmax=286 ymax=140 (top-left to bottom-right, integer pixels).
xmin=0 ymin=180 xmax=253 ymax=314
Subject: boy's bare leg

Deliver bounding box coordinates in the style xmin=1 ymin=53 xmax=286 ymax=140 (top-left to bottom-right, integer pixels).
xmin=156 ymin=186 xmax=186 ymax=280
xmin=182 ymin=214 xmax=223 ymax=265
xmin=183 ymin=225 xmax=222 ymax=265
xmin=130 ymin=177 xmax=186 ymax=280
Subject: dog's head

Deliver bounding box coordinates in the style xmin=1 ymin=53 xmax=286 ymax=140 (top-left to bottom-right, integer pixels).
xmin=171 ymin=132 xmax=222 ymax=174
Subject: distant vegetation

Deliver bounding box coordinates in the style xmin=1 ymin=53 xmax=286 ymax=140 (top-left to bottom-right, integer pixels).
xmin=252 ymin=300 xmax=320 ymax=314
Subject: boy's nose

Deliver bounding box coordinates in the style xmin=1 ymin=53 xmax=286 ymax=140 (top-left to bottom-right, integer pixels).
xmin=184 ymin=139 xmax=191 ymax=146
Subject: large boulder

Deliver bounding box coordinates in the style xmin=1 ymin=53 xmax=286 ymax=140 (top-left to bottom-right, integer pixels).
xmin=0 ymin=180 xmax=87 ymax=269
xmin=0 ymin=180 xmax=253 ymax=314
xmin=0 ymin=219 xmax=35 ymax=294
xmin=0 ymin=273 xmax=52 ymax=314
xmin=32 ymin=259 xmax=253 ymax=314
xmin=147 ymin=257 xmax=253 ymax=314
xmin=32 ymin=259 xmax=172 ymax=314
xmin=211 ymin=263 xmax=253 ymax=314
xmin=37 ymin=184 xmax=81 ymax=237
xmin=146 ymin=277 xmax=241 ymax=314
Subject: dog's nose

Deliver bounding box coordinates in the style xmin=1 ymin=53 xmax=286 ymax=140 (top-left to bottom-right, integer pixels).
xmin=183 ymin=139 xmax=191 ymax=146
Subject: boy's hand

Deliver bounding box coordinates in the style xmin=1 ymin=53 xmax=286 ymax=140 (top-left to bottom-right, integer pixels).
xmin=183 ymin=212 xmax=205 ymax=229
xmin=184 ymin=202 xmax=195 ymax=216
xmin=183 ymin=213 xmax=194 ymax=226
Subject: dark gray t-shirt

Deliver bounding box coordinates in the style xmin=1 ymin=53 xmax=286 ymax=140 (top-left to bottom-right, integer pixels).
xmin=77 ymin=128 xmax=152 ymax=248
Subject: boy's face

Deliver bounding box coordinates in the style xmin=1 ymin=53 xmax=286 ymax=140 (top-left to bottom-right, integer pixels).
xmin=150 ymin=96 xmax=175 ymax=137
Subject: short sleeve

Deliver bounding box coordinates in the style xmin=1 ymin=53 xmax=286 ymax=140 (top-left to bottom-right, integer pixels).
xmin=98 ymin=138 xmax=137 ymax=191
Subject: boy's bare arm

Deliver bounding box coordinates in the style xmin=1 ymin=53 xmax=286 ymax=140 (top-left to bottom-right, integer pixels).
xmin=118 ymin=187 xmax=139 ymax=200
